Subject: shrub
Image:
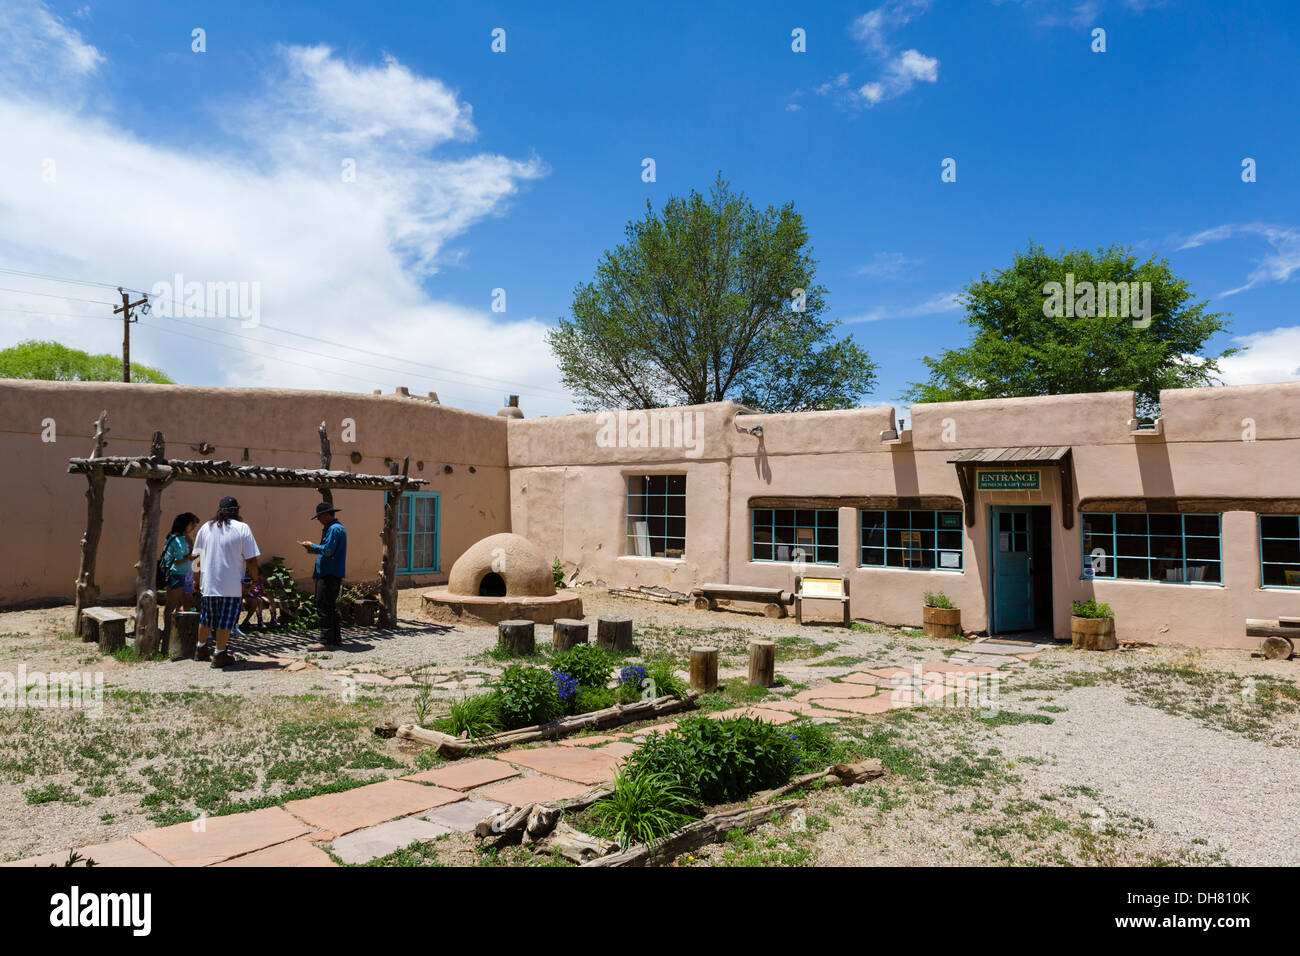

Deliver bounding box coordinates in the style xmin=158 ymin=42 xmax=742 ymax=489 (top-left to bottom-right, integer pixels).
xmin=552 ymin=670 xmax=579 ymax=704
xmin=552 ymin=557 xmax=567 ymax=589
xmin=497 ymin=665 xmax=564 ymax=728
xmin=572 ymin=685 xmax=617 ymax=714
xmin=784 ymin=719 xmax=852 ymax=773
xmin=616 ymin=664 xmax=649 ymax=704
xmin=644 ymin=658 xmax=689 ymax=700
xmin=551 ymin=643 xmax=613 ymax=689
xmin=441 ymin=693 xmax=503 ymax=739
xmin=584 ymin=768 xmax=697 ymax=848
xmin=1071 ymin=599 xmax=1113 ymax=619
xmin=624 ymin=716 xmax=800 ymax=805
xmin=923 ymin=590 xmax=953 ymax=609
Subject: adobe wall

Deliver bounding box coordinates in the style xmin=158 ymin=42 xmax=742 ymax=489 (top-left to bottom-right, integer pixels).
xmin=0 ymin=380 xmax=510 ymax=605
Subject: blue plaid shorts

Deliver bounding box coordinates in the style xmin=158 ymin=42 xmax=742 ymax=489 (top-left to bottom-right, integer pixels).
xmin=199 ymin=596 xmax=243 ymax=631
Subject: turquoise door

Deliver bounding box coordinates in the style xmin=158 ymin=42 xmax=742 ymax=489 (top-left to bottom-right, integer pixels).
xmin=991 ymin=506 xmax=1034 ymax=632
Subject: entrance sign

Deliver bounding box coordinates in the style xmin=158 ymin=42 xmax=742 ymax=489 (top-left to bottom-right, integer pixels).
xmin=977 ymin=470 xmax=1040 ymax=491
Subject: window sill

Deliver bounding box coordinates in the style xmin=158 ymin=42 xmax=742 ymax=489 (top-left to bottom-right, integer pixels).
xmin=619 ymin=555 xmax=685 ymax=563
xmin=859 ymin=566 xmax=964 ymax=573
xmin=750 ymin=560 xmax=839 ymax=567
xmin=1081 ymin=577 xmax=1224 ymax=588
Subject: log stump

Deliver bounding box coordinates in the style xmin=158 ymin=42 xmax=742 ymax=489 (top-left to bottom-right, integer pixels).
xmin=553 ymin=618 xmax=589 ymax=652
xmin=748 ymin=640 xmax=776 ymax=687
xmin=168 ymin=610 xmax=199 ymax=661
xmin=694 ymin=596 xmax=714 ymax=611
xmin=597 ymin=614 xmax=634 ymax=652
xmin=1259 ymin=636 xmax=1294 ymax=661
xmin=498 ymin=619 xmax=536 ymax=656
xmin=690 ymin=646 xmax=718 ymax=693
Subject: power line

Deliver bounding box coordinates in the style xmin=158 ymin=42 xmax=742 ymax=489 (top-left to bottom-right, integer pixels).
xmin=0 ymin=285 xmax=117 ymax=306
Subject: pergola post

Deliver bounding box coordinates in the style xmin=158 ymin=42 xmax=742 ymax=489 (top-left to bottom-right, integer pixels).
xmin=132 ymin=432 xmax=172 ymax=657
xmin=318 ymin=421 xmax=333 ymax=508
xmin=73 ymin=410 xmax=109 ymax=639
xmin=378 ymin=456 xmax=410 ymax=629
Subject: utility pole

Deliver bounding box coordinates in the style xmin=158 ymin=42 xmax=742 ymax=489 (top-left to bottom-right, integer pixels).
xmin=114 ymin=288 xmax=149 ymax=382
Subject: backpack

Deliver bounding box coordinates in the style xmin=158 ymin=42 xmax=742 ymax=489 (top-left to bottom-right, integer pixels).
xmin=155 ymin=534 xmax=179 ymax=592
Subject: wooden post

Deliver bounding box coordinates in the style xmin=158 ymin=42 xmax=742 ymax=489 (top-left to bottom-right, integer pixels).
xmin=596 ymin=614 xmax=633 ymax=652
xmin=498 ymin=620 xmax=536 ymax=655
xmin=73 ymin=411 xmax=109 ymax=640
xmin=318 ymin=421 xmax=333 ymax=508
xmin=132 ymin=432 xmax=169 ymax=658
xmin=168 ymin=610 xmax=200 ymax=661
xmin=379 ymin=474 xmax=402 ymax=628
xmin=553 ymin=619 xmax=588 ymax=652
xmin=748 ymin=640 xmax=776 ymax=687
xmin=689 ymin=646 xmax=718 ymax=693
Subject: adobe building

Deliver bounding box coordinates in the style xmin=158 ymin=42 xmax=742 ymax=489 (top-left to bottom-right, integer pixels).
xmin=2 ymin=378 xmax=1298 ymax=650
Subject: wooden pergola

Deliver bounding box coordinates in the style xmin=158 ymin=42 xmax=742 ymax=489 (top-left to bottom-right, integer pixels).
xmin=67 ymin=412 xmax=427 ymax=654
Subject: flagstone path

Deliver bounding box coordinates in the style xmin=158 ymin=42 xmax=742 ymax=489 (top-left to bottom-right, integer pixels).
xmin=5 ymin=639 xmax=1050 ymax=867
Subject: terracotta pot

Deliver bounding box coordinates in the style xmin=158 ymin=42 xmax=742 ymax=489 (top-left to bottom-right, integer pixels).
xmin=923 ymin=605 xmax=962 ymax=639
xmin=1070 ymin=615 xmax=1116 ymax=650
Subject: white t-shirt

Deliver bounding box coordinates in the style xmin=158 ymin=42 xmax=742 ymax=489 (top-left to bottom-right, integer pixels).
xmin=193 ymin=519 xmax=260 ymax=598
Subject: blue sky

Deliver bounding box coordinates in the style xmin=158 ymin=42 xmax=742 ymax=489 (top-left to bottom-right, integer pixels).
xmin=1 ymin=0 xmax=1297 ymax=416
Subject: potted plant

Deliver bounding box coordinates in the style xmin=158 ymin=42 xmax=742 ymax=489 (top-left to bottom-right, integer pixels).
xmin=1070 ymin=599 xmax=1116 ymax=650
xmin=922 ymin=591 xmax=962 ymax=638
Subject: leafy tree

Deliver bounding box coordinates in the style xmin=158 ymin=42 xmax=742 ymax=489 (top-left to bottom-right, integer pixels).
xmin=903 ymin=243 xmax=1235 ymax=416
xmin=548 ymin=175 xmax=877 ymax=412
xmin=0 ymin=339 xmax=174 ymax=383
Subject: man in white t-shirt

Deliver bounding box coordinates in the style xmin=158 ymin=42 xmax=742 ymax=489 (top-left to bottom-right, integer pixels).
xmin=192 ymin=496 xmax=261 ymax=668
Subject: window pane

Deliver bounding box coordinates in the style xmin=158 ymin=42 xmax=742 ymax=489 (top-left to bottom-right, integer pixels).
xmin=1082 ymin=513 xmax=1113 ymax=535
xmin=1182 ymin=514 xmax=1220 ymax=537
xmin=1262 ymin=539 xmax=1300 ymax=564
xmin=1115 ymin=513 xmax=1147 ymax=535
xmin=1116 ymin=557 xmax=1149 ymax=580
xmin=1116 ymin=534 xmax=1149 ymax=558
xmin=1185 ymin=536 xmax=1221 ymax=561
xmin=863 ymin=547 xmax=884 ymax=566
xmin=1148 ymin=513 xmax=1181 ymax=536
xmin=1261 ymin=515 xmax=1299 ymax=539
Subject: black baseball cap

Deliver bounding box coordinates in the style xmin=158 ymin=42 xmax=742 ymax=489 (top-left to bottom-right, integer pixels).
xmin=219 ymin=496 xmax=239 ymax=510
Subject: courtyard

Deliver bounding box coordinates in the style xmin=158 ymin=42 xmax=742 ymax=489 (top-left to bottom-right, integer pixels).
xmin=2 ymin=587 xmax=1297 ymax=868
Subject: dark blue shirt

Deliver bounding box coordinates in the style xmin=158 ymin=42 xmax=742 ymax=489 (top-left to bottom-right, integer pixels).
xmin=309 ymin=520 xmax=347 ymax=579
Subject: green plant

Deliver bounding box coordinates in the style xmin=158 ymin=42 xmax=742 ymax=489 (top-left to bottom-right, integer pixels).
xmin=624 ymin=716 xmax=800 ymax=805
xmin=551 ymin=643 xmax=613 ymax=689
xmin=412 ymin=678 xmax=434 ymax=728
xmin=1071 ymin=599 xmax=1113 ymax=619
xmin=584 ymin=768 xmax=698 ymax=848
xmin=923 ymin=590 xmax=953 ymax=610
xmin=441 ymin=693 xmax=503 ymax=739
xmin=552 ymin=557 xmax=567 ymax=590
xmin=643 ymin=658 xmax=689 ymax=700
xmin=572 ymin=685 xmax=617 ymax=714
xmin=496 ymin=665 xmax=563 ymax=729
xmin=785 ymin=719 xmax=852 ymax=773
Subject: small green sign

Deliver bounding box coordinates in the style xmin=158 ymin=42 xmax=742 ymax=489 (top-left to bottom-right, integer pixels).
xmin=977 ymin=470 xmax=1040 ymax=491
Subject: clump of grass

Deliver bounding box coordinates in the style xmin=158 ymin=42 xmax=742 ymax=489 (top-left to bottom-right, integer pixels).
xmin=584 ymin=768 xmax=697 ymax=848
xmin=26 ymin=783 xmax=77 ymax=805
xmin=924 ymin=591 xmax=953 ymax=609
xmin=440 ymin=693 xmax=503 ymax=739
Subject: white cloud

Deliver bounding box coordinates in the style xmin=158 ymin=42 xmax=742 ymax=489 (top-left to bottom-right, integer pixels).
xmin=1179 ymin=223 xmax=1300 ymax=297
xmin=0 ymin=0 xmax=103 ymax=93
xmin=857 ymin=251 xmax=924 ymax=278
xmin=844 ymin=291 xmax=961 ymax=323
xmin=0 ymin=4 xmax=570 ymax=415
xmin=814 ymin=2 xmax=939 ymax=110
xmin=1218 ymin=326 xmax=1300 ymax=386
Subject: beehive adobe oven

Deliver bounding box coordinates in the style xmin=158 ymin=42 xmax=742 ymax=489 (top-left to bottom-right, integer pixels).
xmin=420 ymin=532 xmax=583 ymax=625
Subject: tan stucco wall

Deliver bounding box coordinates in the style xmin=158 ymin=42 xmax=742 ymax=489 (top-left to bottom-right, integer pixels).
xmin=507 ymin=387 xmax=1300 ymax=650
xmin=0 ymin=380 xmax=510 ymax=605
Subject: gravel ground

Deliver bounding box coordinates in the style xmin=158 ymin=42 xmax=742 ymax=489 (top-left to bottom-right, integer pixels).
xmin=2 ymin=584 xmax=1297 ymax=865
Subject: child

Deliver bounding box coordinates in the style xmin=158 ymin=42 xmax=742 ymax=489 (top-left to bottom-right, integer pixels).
xmin=239 ymin=576 xmax=279 ymax=630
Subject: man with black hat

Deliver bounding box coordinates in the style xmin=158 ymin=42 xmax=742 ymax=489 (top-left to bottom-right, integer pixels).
xmin=192 ymin=496 xmax=261 ymax=668
xmin=301 ymin=501 xmax=347 ymax=650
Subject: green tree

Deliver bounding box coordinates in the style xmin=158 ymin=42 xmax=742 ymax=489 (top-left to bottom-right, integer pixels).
xmin=0 ymin=339 xmax=174 ymax=383
xmin=548 ymin=175 xmax=877 ymax=412
xmin=903 ymin=243 xmax=1236 ymax=416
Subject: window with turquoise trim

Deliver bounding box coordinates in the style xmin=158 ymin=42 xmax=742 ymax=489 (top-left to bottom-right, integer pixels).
xmin=751 ymin=509 xmax=838 ymax=564
xmin=397 ymin=492 xmax=439 ymax=574
xmin=1259 ymin=514 xmax=1300 ymax=588
xmin=1081 ymin=512 xmax=1220 ymax=583
xmin=860 ymin=509 xmax=964 ymax=571
xmin=626 ymin=475 xmax=686 ymax=558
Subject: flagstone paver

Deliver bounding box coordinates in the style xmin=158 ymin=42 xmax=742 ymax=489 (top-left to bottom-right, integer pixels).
xmin=402 ymin=757 xmax=519 ymax=790
xmin=808 ymin=694 xmax=895 ymax=715
xmin=78 ymin=838 xmax=173 ymax=867
xmin=754 ymin=698 xmax=844 ymax=719
xmin=503 ymin=741 xmax=639 ymax=785
xmin=213 ymin=837 xmax=337 ymax=867
xmin=793 ymin=683 xmax=876 ymax=702
xmin=478 ymin=774 xmax=590 ymax=806
xmin=285 ymin=780 xmax=464 ymax=835
xmin=706 ymin=706 xmax=800 ymax=724
xmin=420 ymin=796 xmax=507 ymax=833
xmin=330 ymin=817 xmax=454 ymax=865
xmin=840 ymin=672 xmax=879 ymax=685
xmin=132 ymin=806 xmax=314 ymax=867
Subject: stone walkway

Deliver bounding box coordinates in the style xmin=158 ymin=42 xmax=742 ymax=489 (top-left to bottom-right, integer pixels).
xmin=4 ymin=642 xmax=1045 ymax=867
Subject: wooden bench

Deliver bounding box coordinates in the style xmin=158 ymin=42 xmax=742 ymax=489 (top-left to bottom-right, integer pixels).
xmin=795 ymin=576 xmax=851 ymax=627
xmin=693 ymin=583 xmax=793 ymax=619
xmin=1247 ymin=617 xmax=1300 ymax=660
xmin=81 ymin=606 xmax=128 ymax=653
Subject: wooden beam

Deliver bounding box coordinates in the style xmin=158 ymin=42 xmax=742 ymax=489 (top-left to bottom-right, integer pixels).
xmin=318 ymin=421 xmax=333 ymax=508
xmin=955 ymin=463 xmax=976 ymax=527
xmin=1058 ymin=450 xmax=1075 ymax=530
xmin=132 ymin=432 xmax=170 ymax=657
xmin=748 ymin=494 xmax=964 ymax=511
xmin=1078 ymin=497 xmax=1300 ymax=515
xmin=379 ymin=486 xmax=400 ymax=628
xmin=73 ymin=410 xmax=110 ymax=639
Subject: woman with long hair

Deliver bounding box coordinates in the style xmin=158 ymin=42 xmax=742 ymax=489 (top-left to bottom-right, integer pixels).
xmin=161 ymin=512 xmax=199 ymax=637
